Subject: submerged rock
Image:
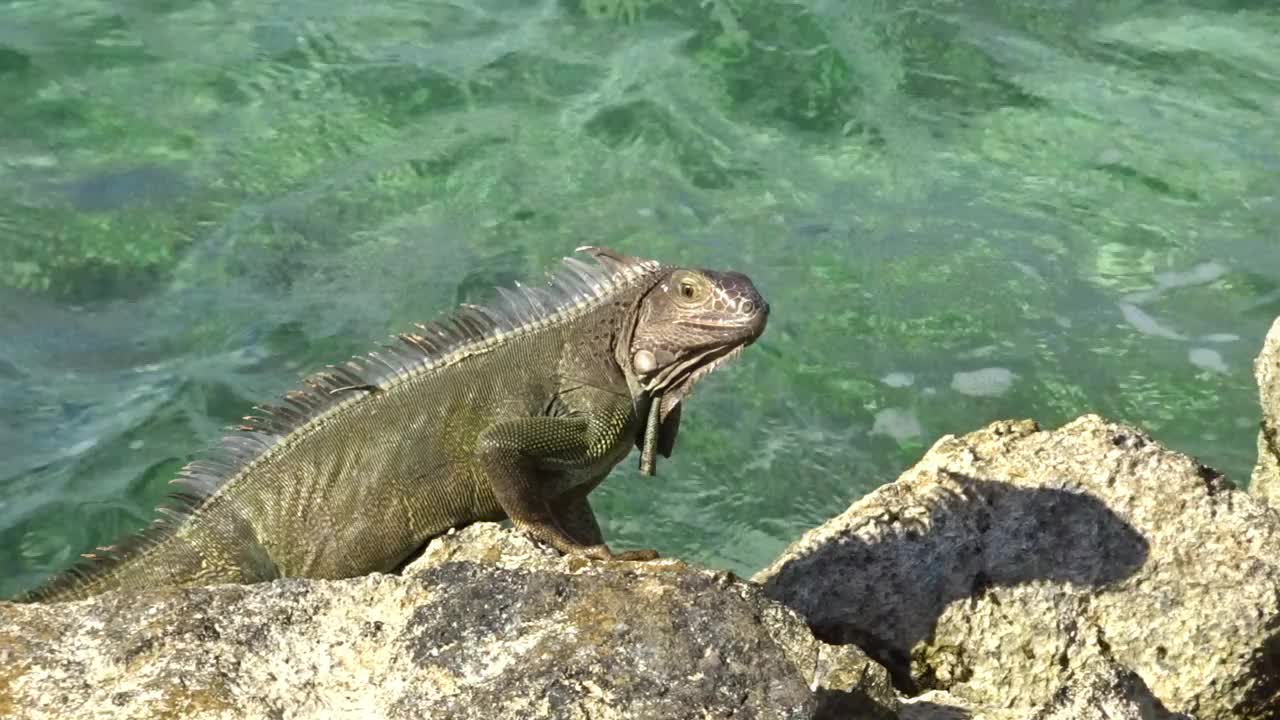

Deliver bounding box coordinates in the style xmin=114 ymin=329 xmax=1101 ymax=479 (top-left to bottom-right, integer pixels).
xmin=755 ymin=415 xmax=1280 ymax=720
xmin=949 ymin=367 xmax=1016 ymax=397
xmin=1252 ymin=317 xmax=1280 ymax=509
xmin=0 ymin=523 xmax=901 ymax=720
xmin=871 ymin=407 xmax=924 ymax=442
xmin=61 ymin=165 xmax=192 ymax=212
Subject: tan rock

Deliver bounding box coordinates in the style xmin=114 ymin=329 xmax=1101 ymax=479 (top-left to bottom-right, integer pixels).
xmin=2 ymin=524 xmax=826 ymax=720
xmin=756 ymin=415 xmax=1280 ymax=719
xmin=898 ymin=657 xmax=1188 ymax=719
xmin=1252 ymin=317 xmax=1280 ymax=509
xmin=1027 ymin=658 xmax=1188 ymax=720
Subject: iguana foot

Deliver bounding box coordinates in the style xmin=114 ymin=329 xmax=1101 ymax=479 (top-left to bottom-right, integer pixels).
xmin=511 ymin=518 xmax=660 ymax=561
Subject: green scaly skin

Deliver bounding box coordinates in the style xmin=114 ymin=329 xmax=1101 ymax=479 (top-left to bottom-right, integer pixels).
xmin=12 ymin=246 xmax=768 ymax=603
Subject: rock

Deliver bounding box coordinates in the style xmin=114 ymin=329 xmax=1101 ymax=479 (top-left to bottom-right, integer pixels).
xmin=414 ymin=525 xmax=901 ymax=720
xmin=1252 ymin=317 xmax=1280 ymax=509
xmin=898 ymin=692 xmax=985 ymax=720
xmin=1 ymin=524 xmax=833 ymax=720
xmin=755 ymin=415 xmax=1280 ymax=719
xmin=809 ymin=642 xmax=900 ymax=720
xmin=1028 ymin=658 xmax=1189 ymax=720
xmin=898 ymin=658 xmax=1188 ymax=719
xmin=950 ymin=367 xmax=1017 ymax=398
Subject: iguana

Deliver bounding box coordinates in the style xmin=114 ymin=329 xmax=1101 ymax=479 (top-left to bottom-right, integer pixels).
xmin=12 ymin=246 xmax=768 ymax=603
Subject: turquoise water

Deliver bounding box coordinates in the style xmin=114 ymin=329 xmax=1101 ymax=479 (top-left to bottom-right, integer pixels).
xmin=1 ymin=0 xmax=1278 ymax=598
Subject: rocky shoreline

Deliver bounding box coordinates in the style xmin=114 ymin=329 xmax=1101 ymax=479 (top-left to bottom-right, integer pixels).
xmin=4 ymin=317 xmax=1280 ymax=719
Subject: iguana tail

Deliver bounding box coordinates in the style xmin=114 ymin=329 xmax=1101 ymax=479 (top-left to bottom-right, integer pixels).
xmin=13 ymin=502 xmax=278 ymax=603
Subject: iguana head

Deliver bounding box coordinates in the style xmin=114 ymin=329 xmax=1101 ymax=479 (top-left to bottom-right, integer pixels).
xmin=592 ymin=248 xmax=768 ymax=474
xmin=626 ymin=266 xmax=769 ymax=407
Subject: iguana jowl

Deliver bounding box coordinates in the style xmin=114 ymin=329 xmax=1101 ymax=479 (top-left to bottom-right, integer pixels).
xmin=13 ymin=246 xmax=768 ymax=603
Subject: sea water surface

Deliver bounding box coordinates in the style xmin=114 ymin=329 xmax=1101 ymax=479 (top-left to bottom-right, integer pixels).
xmin=1 ymin=0 xmax=1278 ymax=597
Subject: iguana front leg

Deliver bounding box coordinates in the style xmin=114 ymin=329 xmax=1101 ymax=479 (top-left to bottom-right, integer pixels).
xmin=477 ymin=415 xmax=658 ymax=561
xmin=553 ymin=488 xmax=658 ymax=561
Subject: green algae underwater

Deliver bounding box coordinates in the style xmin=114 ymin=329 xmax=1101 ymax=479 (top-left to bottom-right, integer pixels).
xmin=1 ymin=0 xmax=1278 ymax=597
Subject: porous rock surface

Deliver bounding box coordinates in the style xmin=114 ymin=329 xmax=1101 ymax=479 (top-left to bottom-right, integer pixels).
xmin=1 ymin=523 xmax=856 ymax=720
xmin=1025 ymin=658 xmax=1190 ymax=720
xmin=899 ymin=657 xmax=1188 ymax=720
xmin=755 ymin=415 xmax=1280 ymax=719
xmin=1252 ymin=316 xmax=1280 ymax=509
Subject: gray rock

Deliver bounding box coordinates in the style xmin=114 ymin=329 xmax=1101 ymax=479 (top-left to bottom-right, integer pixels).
xmin=1 ymin=524 xmax=828 ymax=720
xmin=1252 ymin=317 xmax=1280 ymax=510
xmin=756 ymin=415 xmax=1280 ymax=719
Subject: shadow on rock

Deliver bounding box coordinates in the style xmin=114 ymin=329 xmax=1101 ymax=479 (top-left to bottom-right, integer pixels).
xmin=759 ymin=472 xmax=1149 ymax=692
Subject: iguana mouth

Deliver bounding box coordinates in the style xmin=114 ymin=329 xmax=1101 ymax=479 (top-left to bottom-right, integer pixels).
xmin=648 ymin=342 xmax=749 ymax=414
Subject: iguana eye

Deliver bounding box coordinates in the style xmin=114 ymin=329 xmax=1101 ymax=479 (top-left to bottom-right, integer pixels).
xmin=678 ymin=278 xmax=698 ymax=300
